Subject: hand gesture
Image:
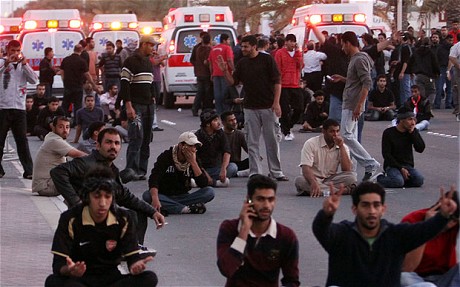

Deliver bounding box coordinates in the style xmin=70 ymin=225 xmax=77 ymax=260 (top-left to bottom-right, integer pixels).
xmin=182 ymin=145 xmax=196 ymax=164
xmin=438 ymin=186 xmax=458 ymax=218
xmin=239 ymin=200 xmax=257 ymax=229
xmin=130 ymin=256 xmax=153 ymax=275
xmin=66 ymin=256 xmax=86 ymax=277
xmin=152 ymin=210 xmax=165 ymax=230
xmin=323 ymin=184 xmax=344 ymax=216
xmin=217 ymin=55 xmax=228 ymax=73
xmin=424 ymin=202 xmax=440 ymax=221
xmin=333 ymin=135 xmax=344 ymax=148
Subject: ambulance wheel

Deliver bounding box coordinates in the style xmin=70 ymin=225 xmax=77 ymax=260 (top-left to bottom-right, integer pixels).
xmin=163 ymin=91 xmax=175 ymax=109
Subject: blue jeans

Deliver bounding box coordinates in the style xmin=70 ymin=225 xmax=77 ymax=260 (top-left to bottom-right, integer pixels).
xmin=213 ymin=76 xmax=228 ymax=115
xmin=205 ymin=163 xmax=238 ymax=185
xmin=126 ymin=103 xmax=154 ymax=175
xmin=401 ymin=272 xmax=437 ymax=287
xmin=377 ymin=166 xmax=424 ymax=188
xmin=329 ymin=95 xmax=342 ymax=124
xmin=142 ymin=187 xmax=215 ymax=214
xmin=400 ymin=74 xmax=413 ymax=105
xmin=0 ymin=109 xmax=33 ymax=176
xmin=434 ymin=66 xmax=453 ymax=109
xmin=340 ymin=109 xmax=379 ymax=172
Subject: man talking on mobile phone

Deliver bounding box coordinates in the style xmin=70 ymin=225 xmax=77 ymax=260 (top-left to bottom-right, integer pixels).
xmin=216 ymin=174 xmax=300 ymax=287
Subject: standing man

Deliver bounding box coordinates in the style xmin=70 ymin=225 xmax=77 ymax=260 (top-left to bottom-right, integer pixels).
xmin=331 ymin=31 xmax=380 ymax=181
xmin=32 ymin=116 xmax=86 ymax=196
xmin=434 ymin=34 xmax=454 ymax=109
xmin=142 ymin=131 xmax=215 ymax=215
xmin=217 ymin=174 xmax=300 ymax=287
xmin=50 ymin=128 xmax=165 ymax=244
xmin=0 ymin=39 xmax=38 ymax=179
xmin=448 ymin=33 xmax=460 ymax=115
xmin=192 ymin=33 xmax=212 ymax=116
xmin=84 ymin=37 xmax=98 ymax=83
xmin=39 ymin=47 xmax=57 ymax=98
xmin=275 ymin=34 xmax=303 ymax=141
xmin=119 ymin=35 xmax=157 ymax=180
xmin=376 ymin=107 xmax=425 ymax=188
xmin=45 ymin=167 xmax=158 ymax=287
xmin=208 ymin=33 xmax=234 ymax=114
xmin=312 ymin=182 xmax=458 ymax=287
xmin=295 ymin=119 xmax=357 ymax=197
xmin=218 ymin=35 xmax=288 ymax=181
xmin=98 ymin=41 xmax=122 ymax=92
xmin=302 ymin=40 xmax=327 ymax=93
xmin=60 ymin=44 xmax=96 ymax=119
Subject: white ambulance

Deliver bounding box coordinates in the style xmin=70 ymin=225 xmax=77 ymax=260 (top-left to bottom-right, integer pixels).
xmin=158 ymin=6 xmax=237 ymax=108
xmin=138 ymin=21 xmax=163 ymax=43
xmin=18 ymin=9 xmax=85 ymax=94
xmin=288 ymin=3 xmax=371 ymax=48
xmin=89 ymin=14 xmax=140 ymax=54
xmin=0 ymin=17 xmax=21 ymax=54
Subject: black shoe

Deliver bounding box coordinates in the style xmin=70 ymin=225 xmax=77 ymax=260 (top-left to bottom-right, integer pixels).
xmin=152 ymin=127 xmax=164 ymax=131
xmin=0 ymin=171 xmax=5 ymax=178
xmin=23 ymin=174 xmax=32 ymax=180
xmin=38 ymin=134 xmax=44 ymax=141
xmin=275 ymin=176 xmax=289 ymax=181
xmin=133 ymin=174 xmax=147 ymax=181
xmin=188 ymin=203 xmax=206 ymax=214
xmin=362 ymin=172 xmax=372 ymax=182
xmin=119 ymin=168 xmax=137 ymax=184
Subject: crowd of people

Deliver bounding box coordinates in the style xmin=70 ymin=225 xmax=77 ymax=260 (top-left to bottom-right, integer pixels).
xmin=1 ymin=18 xmax=459 ymax=286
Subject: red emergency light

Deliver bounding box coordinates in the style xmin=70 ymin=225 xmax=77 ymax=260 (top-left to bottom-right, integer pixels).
xmin=215 ymin=14 xmax=225 ymax=22
xmin=184 ymin=15 xmax=194 ymax=22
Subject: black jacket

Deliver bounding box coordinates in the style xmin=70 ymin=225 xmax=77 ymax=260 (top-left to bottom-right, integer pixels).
xmin=50 ymin=150 xmax=156 ymax=217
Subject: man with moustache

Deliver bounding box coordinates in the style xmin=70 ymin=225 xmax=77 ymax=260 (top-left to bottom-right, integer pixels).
xmin=217 ymin=175 xmax=300 ymax=287
xmin=32 ymin=116 xmax=86 ymax=196
xmin=51 ymin=128 xmax=165 ymax=244
xmin=312 ymin=182 xmax=457 ymax=287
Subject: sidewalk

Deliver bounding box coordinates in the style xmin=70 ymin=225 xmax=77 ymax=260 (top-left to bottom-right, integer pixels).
xmin=0 ymin=155 xmax=64 ymax=286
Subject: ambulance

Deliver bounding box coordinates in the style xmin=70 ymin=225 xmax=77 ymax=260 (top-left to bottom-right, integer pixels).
xmin=89 ymin=14 xmax=140 ymax=54
xmin=138 ymin=21 xmax=163 ymax=43
xmin=288 ymin=3 xmax=371 ymax=49
xmin=158 ymin=6 xmax=237 ymax=108
xmin=0 ymin=17 xmax=21 ymax=54
xmin=18 ymin=9 xmax=85 ymax=93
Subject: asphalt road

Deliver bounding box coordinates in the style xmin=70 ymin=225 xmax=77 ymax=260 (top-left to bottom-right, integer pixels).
xmin=1 ymin=104 xmax=459 ymax=287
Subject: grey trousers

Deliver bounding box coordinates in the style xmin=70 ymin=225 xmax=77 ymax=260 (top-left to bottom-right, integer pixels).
xmin=294 ymin=171 xmax=357 ymax=195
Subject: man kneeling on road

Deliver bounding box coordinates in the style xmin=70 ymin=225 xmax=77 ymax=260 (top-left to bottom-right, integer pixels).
xmin=295 ymin=119 xmax=357 ymax=197
xmin=45 ymin=167 xmax=158 ymax=287
xmin=142 ymin=131 xmax=215 ymax=215
xmin=50 ymin=128 xmax=164 ymax=244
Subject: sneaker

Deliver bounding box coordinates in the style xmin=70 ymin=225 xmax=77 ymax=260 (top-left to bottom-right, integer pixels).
xmin=215 ymin=178 xmax=230 ymax=187
xmin=284 ymin=132 xmax=295 ymax=141
xmin=138 ymin=244 xmax=157 ymax=258
xmin=362 ymin=170 xmax=381 ymax=182
xmin=152 ymin=127 xmax=164 ymax=131
xmin=23 ymin=174 xmax=32 ymax=180
xmin=236 ymin=169 xmax=250 ymax=177
xmin=369 ymin=172 xmax=384 ymax=183
xmin=188 ymin=203 xmax=207 ymax=214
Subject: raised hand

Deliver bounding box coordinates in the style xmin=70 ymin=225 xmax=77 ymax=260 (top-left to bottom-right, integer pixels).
xmin=323 ymin=184 xmax=344 ymax=216
xmin=438 ymin=186 xmax=458 ymax=218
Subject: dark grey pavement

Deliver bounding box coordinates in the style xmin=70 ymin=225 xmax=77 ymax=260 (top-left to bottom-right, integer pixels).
xmin=1 ymin=105 xmax=459 ymax=287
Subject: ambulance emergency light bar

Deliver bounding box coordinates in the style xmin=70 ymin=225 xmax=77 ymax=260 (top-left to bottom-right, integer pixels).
xmin=91 ymin=21 xmax=138 ymax=30
xmin=23 ymin=19 xmax=81 ymax=30
xmin=140 ymin=26 xmax=163 ymax=35
xmin=0 ymin=25 xmax=20 ymax=34
xmin=303 ymin=13 xmax=366 ymax=25
xmin=182 ymin=13 xmax=225 ymax=23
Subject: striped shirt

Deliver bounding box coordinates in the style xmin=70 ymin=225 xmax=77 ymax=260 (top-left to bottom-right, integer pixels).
xmin=119 ymin=51 xmax=155 ymax=105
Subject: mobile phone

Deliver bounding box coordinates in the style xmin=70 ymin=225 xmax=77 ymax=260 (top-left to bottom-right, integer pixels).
xmin=247 ymin=199 xmax=259 ymax=218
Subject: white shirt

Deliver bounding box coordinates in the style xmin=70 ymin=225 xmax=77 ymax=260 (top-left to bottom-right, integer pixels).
xmin=449 ymin=42 xmax=460 ymax=61
xmin=99 ymin=92 xmax=118 ymax=110
xmin=0 ymin=59 xmax=38 ymax=110
xmin=302 ymin=50 xmax=327 ymax=74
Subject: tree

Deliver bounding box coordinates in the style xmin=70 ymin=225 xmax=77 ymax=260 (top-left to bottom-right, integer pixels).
xmin=420 ymin=0 xmax=460 ymax=26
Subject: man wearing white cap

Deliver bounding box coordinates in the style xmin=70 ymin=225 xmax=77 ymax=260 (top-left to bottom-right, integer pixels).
xmin=142 ymin=131 xmax=215 ymax=215
xmin=119 ymin=35 xmax=158 ymax=180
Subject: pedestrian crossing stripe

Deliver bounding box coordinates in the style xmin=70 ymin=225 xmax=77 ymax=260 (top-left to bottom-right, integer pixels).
xmin=426 ymin=132 xmax=458 ymax=139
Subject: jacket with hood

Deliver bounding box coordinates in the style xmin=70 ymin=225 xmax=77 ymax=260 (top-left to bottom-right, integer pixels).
xmin=274 ymin=47 xmax=303 ymax=88
xmin=409 ymin=44 xmax=440 ymax=78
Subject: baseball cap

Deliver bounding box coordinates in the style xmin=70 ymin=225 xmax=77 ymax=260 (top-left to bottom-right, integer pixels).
xmin=178 ymin=131 xmax=202 ymax=146
xmin=200 ymin=109 xmax=219 ymax=125
xmin=139 ymin=35 xmax=159 ymax=45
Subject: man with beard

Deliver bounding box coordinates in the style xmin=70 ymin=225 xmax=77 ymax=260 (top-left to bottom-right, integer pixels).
xmin=32 ymin=116 xmax=86 ymax=196
xmin=51 ymin=128 xmax=165 ymax=244
xmin=312 ymin=182 xmax=457 ymax=287
xmin=217 ymin=174 xmax=300 ymax=287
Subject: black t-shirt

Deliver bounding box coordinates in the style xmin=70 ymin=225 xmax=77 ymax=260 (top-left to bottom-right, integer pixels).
xmin=320 ymin=39 xmax=347 ymax=98
xmin=368 ymin=88 xmax=394 ymax=107
xmin=195 ymin=128 xmax=231 ymax=168
xmin=39 ymin=57 xmax=55 ymax=84
xmin=233 ymin=52 xmax=280 ymax=109
xmin=60 ymin=53 xmax=89 ymax=89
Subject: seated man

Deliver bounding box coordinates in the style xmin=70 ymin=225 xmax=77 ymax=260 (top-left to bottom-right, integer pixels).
xmin=401 ymin=188 xmax=459 ymax=287
xmin=223 ymin=83 xmax=245 ymax=128
xmin=397 ymin=84 xmax=434 ymax=131
xmin=100 ymin=83 xmax=118 ymax=122
xmin=300 ymin=90 xmax=329 ymax=133
xmin=73 ymin=94 xmax=104 ymax=143
xmin=366 ymin=74 xmax=396 ymax=121
xmin=32 ymin=83 xmax=48 ymax=110
xmin=195 ymin=109 xmax=237 ymax=187
xmin=217 ymin=174 xmax=300 ymax=287
xmin=142 ymin=131 xmax=215 ymax=215
xmin=77 ymin=121 xmax=105 ymax=154
xmin=45 ymin=167 xmax=158 ymax=287
xmin=34 ymin=96 xmax=66 ymax=141
xmin=32 ymin=116 xmax=87 ymax=196
xmin=26 ymin=95 xmax=39 ymax=136
xmin=377 ymin=107 xmax=425 ymax=188
xmin=221 ymin=111 xmax=249 ymax=177
xmin=295 ymin=119 xmax=357 ymax=197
